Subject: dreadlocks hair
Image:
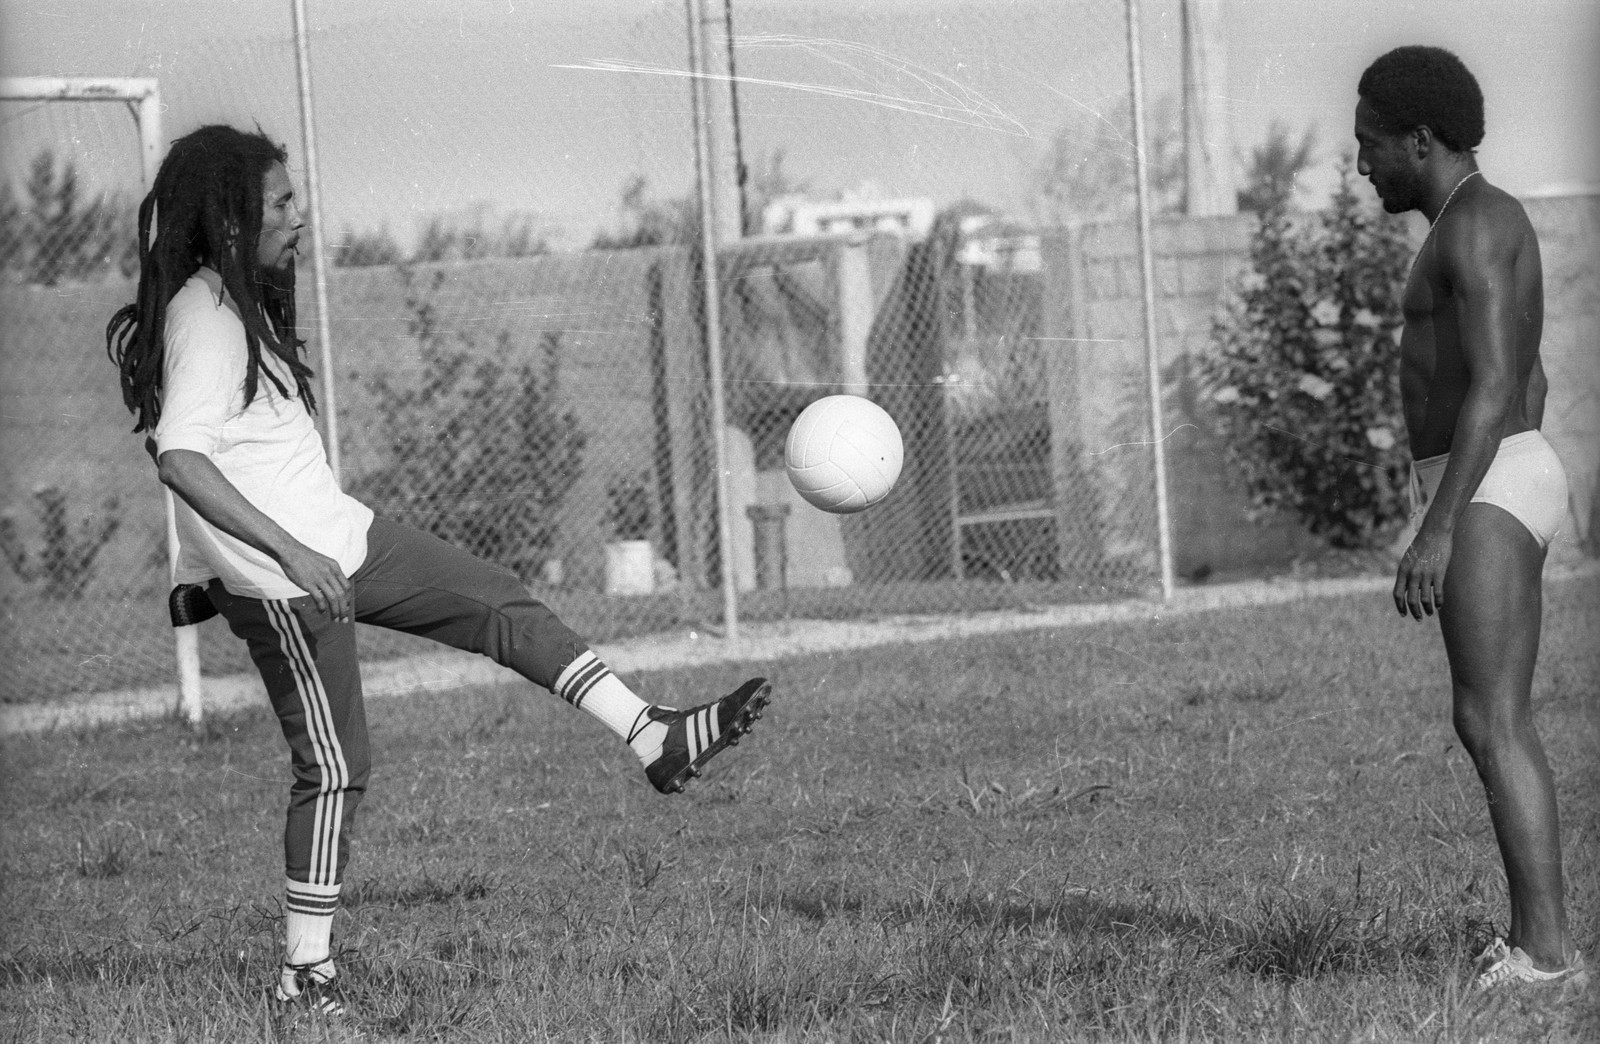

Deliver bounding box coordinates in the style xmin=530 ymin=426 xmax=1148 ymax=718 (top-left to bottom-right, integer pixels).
xmin=106 ymin=124 xmax=315 ymax=433
xmin=1358 ymin=46 xmax=1485 ymax=153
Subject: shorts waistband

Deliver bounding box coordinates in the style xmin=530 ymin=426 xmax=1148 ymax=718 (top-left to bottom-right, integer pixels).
xmin=1412 ymin=429 xmax=1545 ymax=473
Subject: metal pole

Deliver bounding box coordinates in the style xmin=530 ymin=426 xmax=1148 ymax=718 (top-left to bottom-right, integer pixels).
xmin=138 ymin=87 xmax=206 ymax=725
xmin=137 ymin=86 xmax=206 ymax=725
xmin=1124 ymin=0 xmax=1176 ymax=600
xmin=292 ymin=0 xmax=342 ymax=483
xmin=722 ymin=0 xmax=750 ymax=236
xmin=686 ymin=0 xmax=740 ymax=640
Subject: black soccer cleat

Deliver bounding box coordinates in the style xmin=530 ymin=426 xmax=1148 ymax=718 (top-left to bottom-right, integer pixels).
xmin=641 ymin=678 xmax=772 ymax=794
xmin=274 ymin=958 xmax=347 ymax=1017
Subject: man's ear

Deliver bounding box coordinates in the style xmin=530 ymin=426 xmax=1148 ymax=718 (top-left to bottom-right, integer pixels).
xmin=1411 ymin=125 xmax=1435 ymax=159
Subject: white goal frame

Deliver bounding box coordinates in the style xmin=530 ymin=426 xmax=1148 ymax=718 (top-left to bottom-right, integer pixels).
xmin=0 ymin=77 xmax=206 ymax=725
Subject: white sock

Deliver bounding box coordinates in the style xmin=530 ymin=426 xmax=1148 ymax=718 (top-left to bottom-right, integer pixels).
xmin=554 ymin=651 xmax=668 ymax=762
xmin=284 ymin=878 xmax=339 ymax=966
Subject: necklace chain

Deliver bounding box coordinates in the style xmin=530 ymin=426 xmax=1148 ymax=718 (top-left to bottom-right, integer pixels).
xmin=1430 ymin=170 xmax=1479 ymax=229
xmin=1412 ymin=170 xmax=1479 ymax=272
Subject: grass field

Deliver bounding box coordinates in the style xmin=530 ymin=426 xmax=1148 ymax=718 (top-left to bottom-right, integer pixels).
xmin=2 ymin=575 xmax=1596 ymax=1042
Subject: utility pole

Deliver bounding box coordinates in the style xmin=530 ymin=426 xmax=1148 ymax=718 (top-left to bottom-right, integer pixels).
xmin=692 ymin=0 xmax=745 ymax=242
xmin=1180 ymin=0 xmax=1235 ymax=215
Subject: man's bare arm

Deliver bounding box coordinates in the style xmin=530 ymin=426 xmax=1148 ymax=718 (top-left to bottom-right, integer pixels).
xmin=1422 ymin=206 xmax=1524 ymax=534
xmin=1393 ymin=202 xmax=1523 ymax=618
xmin=157 ymin=449 xmax=353 ymax=620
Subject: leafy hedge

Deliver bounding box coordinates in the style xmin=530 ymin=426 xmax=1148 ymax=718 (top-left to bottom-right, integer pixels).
xmin=1197 ymin=158 xmax=1415 ymax=549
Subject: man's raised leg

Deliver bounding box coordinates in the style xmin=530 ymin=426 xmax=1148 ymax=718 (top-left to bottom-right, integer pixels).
xmin=350 ymin=518 xmax=771 ymax=792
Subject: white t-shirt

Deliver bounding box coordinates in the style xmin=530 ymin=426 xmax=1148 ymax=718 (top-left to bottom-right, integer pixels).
xmin=153 ymin=270 xmax=373 ymax=599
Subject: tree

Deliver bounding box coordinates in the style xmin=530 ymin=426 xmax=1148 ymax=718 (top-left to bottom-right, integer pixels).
xmin=741 ymin=148 xmax=812 ymax=236
xmin=331 ymin=225 xmax=404 ymax=267
xmin=590 ymin=147 xmax=810 ymax=249
xmin=1237 ymin=121 xmax=1318 ymax=214
xmin=352 ymin=267 xmax=586 ymax=580
xmin=412 ymin=205 xmax=551 ymax=263
xmin=1031 ymin=93 xmax=1185 ymax=226
xmin=589 ymin=175 xmax=699 ymax=250
xmin=333 ymin=206 xmax=550 ymax=267
xmin=0 ymin=149 xmax=136 ymax=284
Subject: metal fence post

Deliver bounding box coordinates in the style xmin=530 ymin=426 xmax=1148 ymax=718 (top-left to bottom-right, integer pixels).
xmin=1124 ymin=0 xmax=1177 ymax=601
xmin=685 ymin=0 xmax=740 ymax=640
xmin=292 ymin=0 xmax=341 ymax=485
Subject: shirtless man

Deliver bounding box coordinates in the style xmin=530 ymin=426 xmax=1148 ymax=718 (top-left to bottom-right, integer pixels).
xmin=1354 ymin=45 xmax=1584 ymax=991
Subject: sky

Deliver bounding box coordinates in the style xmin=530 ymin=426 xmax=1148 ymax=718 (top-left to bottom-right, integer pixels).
xmin=3 ymin=0 xmax=1596 ymax=249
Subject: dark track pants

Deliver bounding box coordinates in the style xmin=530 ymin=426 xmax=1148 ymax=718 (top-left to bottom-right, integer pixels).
xmin=207 ymin=518 xmax=589 ymax=889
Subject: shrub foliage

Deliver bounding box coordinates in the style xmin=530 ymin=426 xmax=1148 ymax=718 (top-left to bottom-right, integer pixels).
xmin=0 ymin=485 xmax=121 ymax=597
xmin=354 ymin=268 xmax=587 ymax=580
xmin=1197 ymin=158 xmax=1415 ymax=549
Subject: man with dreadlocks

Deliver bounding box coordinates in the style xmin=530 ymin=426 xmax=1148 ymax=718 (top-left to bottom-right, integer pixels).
xmin=1354 ymin=48 xmax=1585 ymax=993
xmin=107 ymin=125 xmax=774 ymax=1016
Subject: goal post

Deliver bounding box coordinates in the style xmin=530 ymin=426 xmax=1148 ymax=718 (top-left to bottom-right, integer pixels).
xmin=0 ymin=77 xmax=205 ymax=725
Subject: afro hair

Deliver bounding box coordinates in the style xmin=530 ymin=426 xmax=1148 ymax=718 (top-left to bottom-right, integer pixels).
xmin=1358 ymin=45 xmax=1484 ymax=152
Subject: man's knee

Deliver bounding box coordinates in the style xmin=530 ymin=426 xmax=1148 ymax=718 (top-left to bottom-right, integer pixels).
xmin=1452 ymin=695 xmax=1491 ymax=753
xmin=1452 ymin=685 xmax=1530 ymax=753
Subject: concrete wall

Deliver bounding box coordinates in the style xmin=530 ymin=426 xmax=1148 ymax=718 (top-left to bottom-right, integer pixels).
xmin=1525 ymin=195 xmax=1600 ymax=554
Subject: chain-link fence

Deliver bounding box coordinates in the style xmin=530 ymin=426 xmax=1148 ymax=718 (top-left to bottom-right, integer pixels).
xmin=0 ymin=87 xmax=169 ymax=701
xmin=3 ymin=1 xmax=1187 ymax=706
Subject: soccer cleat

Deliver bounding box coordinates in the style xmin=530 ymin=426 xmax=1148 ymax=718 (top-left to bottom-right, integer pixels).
xmin=275 ymin=957 xmax=346 ymax=1016
xmin=1473 ymin=942 xmax=1589 ymax=993
xmin=640 ymin=678 xmax=771 ymax=794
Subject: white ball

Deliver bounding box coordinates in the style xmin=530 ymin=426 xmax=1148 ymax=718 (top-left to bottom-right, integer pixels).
xmin=785 ymin=395 xmax=904 ymax=514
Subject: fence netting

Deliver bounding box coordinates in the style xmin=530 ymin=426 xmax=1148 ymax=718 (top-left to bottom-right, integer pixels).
xmin=2 ymin=1 xmax=1177 ymax=705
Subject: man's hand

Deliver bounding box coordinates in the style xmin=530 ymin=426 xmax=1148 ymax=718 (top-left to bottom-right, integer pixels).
xmin=1394 ymin=526 xmax=1452 ymax=620
xmin=278 ymin=546 xmax=354 ymax=622
xmin=155 ymin=448 xmax=354 ymax=621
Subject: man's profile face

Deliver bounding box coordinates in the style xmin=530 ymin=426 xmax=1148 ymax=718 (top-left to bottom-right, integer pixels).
xmin=256 ymin=162 xmax=302 ymax=276
xmin=1353 ymin=98 xmax=1422 ymax=214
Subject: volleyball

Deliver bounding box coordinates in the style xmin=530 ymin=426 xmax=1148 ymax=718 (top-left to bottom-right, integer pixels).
xmin=784 ymin=395 xmax=904 ymax=514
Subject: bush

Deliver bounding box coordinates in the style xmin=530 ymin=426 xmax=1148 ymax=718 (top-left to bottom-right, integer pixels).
xmin=0 ymin=485 xmax=121 ymax=597
xmin=1196 ymin=157 xmax=1415 ymax=549
xmin=354 ymin=268 xmax=587 ymax=580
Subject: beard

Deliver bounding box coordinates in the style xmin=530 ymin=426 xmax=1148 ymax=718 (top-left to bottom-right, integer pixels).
xmin=256 ymin=255 xmax=297 ymax=295
xmin=1371 ymin=170 xmax=1426 ymax=215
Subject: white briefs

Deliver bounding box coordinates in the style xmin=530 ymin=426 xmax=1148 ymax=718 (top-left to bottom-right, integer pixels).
xmin=1409 ymin=430 xmax=1569 ymax=548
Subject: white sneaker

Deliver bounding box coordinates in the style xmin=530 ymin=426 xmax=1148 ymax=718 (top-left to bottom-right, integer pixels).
xmin=1473 ymin=942 xmax=1589 ymax=993
xmin=1472 ymin=936 xmax=1511 ymax=974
